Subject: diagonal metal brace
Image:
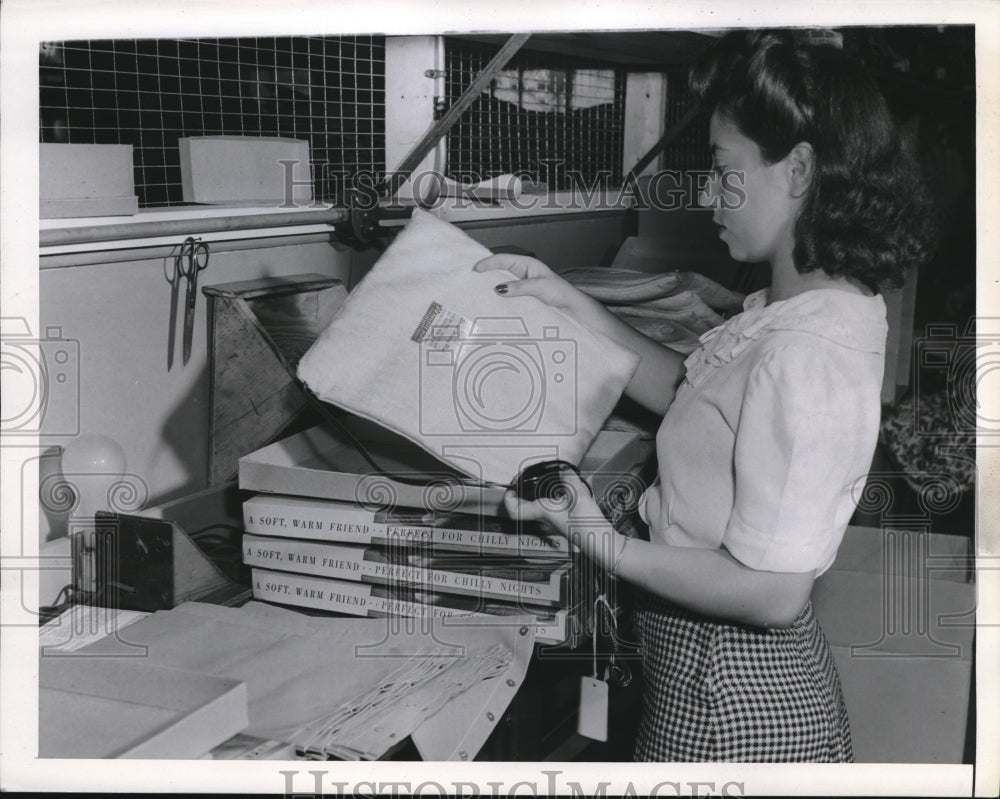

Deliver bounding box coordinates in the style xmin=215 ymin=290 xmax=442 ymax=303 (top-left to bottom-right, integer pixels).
xmin=382 ymin=33 xmax=532 ymax=200
xmin=626 ymin=103 xmax=702 ymax=181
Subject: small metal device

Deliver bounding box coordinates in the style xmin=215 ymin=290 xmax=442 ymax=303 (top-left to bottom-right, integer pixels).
xmin=512 ymin=459 xmax=583 ymax=502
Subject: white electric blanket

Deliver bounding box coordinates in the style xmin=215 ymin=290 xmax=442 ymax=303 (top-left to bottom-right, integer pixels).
xmin=297 ymin=209 xmax=639 ymax=486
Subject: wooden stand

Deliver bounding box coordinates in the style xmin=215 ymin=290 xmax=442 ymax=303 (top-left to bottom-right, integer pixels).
xmin=203 ymin=273 xmax=348 ymax=485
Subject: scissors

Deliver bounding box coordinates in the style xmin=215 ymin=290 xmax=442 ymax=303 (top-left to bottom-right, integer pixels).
xmin=178 ymin=236 xmax=210 ymax=363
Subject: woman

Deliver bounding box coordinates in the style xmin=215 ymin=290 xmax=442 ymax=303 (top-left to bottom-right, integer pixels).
xmin=475 ymin=30 xmax=934 ymax=762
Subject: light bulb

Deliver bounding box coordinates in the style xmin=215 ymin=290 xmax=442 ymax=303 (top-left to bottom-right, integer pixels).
xmin=60 ymin=434 xmax=127 ymax=596
xmin=61 ymin=434 xmax=126 ymax=519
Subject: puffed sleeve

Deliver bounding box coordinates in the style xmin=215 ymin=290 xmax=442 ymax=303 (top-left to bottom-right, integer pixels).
xmin=722 ymin=340 xmax=880 ymax=573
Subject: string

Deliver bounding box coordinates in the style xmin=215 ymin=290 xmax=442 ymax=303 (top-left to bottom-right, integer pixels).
xmin=299 ymin=385 xmax=508 ymax=490
xmin=591 ymin=592 xmax=630 ymax=686
xmin=592 ymin=594 xmax=600 ymax=680
xmin=591 ymin=593 xmax=616 ymax=681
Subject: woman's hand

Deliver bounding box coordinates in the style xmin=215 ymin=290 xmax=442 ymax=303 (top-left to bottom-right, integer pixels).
xmin=501 ymin=469 xmax=621 ymax=569
xmin=474 ymin=253 xmax=592 ymax=316
xmin=476 ymin=253 xmax=687 ymax=416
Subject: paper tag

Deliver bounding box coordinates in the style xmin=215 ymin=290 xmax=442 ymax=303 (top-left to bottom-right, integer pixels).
xmin=577 ymin=676 xmax=608 ymax=742
xmin=410 ymin=301 xmax=469 ymax=353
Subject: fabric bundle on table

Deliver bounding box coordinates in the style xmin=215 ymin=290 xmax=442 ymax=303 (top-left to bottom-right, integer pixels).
xmin=559 ymin=267 xmax=746 ymax=354
xmin=291 ymin=643 xmax=512 ymax=760
xmin=73 ymin=601 xmax=535 ymax=761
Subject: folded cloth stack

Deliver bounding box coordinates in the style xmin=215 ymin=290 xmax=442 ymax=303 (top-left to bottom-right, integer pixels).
xmin=559 ymin=267 xmax=746 ymax=354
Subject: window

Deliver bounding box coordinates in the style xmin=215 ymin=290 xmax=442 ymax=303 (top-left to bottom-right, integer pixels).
xmin=38 ymin=34 xmax=637 ymax=214
xmin=443 ymin=39 xmax=627 ymax=191
xmin=39 ymin=36 xmax=386 ymax=207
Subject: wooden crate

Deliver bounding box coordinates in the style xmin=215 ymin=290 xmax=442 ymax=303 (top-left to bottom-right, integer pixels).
xmin=203 ymin=273 xmax=348 ymax=484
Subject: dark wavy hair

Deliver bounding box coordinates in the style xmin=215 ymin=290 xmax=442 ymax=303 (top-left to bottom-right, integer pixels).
xmin=689 ymin=30 xmax=936 ymax=289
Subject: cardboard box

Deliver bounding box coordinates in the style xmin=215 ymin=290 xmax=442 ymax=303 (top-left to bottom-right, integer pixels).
xmin=812 ymin=525 xmax=976 ymax=763
xmin=39 ymin=143 xmax=139 ymax=218
xmin=239 ymin=418 xmax=641 ymax=515
xmin=179 ymin=136 xmax=312 ymax=205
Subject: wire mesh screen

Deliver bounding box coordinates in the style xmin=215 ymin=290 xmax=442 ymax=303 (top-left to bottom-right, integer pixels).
xmin=39 ymin=36 xmax=385 ymax=207
xmin=444 ymin=40 xmax=626 ymax=191
xmin=661 ymin=65 xmax=708 ymax=173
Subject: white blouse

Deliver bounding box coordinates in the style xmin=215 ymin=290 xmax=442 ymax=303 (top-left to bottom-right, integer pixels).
xmin=639 ymin=287 xmax=888 ymax=577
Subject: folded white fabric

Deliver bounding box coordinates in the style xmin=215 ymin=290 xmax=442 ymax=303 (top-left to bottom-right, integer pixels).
xmin=559 ymin=266 xmax=745 ymax=312
xmin=558 ymin=266 xmax=742 ymax=354
xmin=298 ymin=209 xmax=640 ymax=486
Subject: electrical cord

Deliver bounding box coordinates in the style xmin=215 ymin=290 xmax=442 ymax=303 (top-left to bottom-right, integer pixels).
xmin=39 ymin=584 xmax=78 ymax=625
xmin=38 ymin=579 xmax=130 ymax=625
xmin=295 ymin=378 xmax=511 ymax=493
xmin=188 ymin=523 xmax=246 ymax=576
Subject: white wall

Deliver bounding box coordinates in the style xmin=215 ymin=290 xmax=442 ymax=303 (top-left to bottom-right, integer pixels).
xmin=37 ymin=238 xmax=365 ymax=539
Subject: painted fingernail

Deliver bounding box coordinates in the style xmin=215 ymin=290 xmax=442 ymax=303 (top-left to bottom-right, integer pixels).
xmin=495 ymin=284 xmax=508 ymax=295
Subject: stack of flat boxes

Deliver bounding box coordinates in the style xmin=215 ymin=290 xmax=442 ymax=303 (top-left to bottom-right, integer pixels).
xmin=237 ymin=423 xmax=643 ymax=648
xmin=242 ymin=492 xmax=582 ymax=645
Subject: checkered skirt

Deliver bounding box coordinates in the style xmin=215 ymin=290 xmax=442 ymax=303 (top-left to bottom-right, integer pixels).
xmin=632 ymin=589 xmax=853 ymax=762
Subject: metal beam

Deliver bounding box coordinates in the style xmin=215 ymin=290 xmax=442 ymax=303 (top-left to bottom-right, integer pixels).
xmin=383 ymin=33 xmax=531 ymax=199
